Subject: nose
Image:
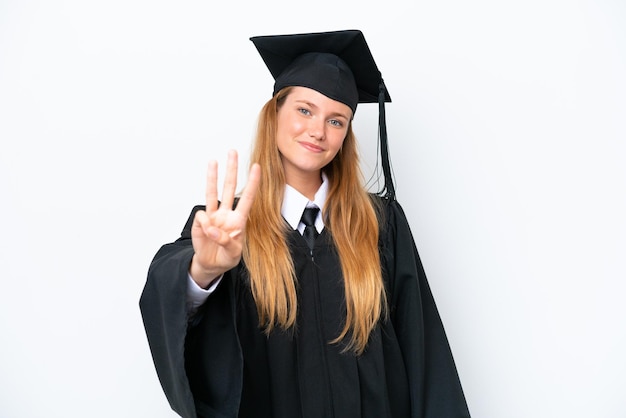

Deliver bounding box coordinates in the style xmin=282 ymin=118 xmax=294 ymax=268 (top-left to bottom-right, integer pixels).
xmin=308 ymin=118 xmax=325 ymax=141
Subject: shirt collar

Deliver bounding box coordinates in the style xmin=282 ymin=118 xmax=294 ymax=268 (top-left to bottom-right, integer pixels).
xmin=281 ymin=173 xmax=328 ymax=232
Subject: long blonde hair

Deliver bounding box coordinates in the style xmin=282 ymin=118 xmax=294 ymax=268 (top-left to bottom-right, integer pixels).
xmin=243 ymin=87 xmax=386 ymax=354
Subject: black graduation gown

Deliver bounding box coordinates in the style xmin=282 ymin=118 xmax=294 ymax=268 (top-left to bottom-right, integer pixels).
xmin=140 ymin=198 xmax=470 ymax=418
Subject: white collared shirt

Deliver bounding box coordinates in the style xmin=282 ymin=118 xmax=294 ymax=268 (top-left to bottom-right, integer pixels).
xmin=186 ymin=175 xmax=329 ymax=313
xmin=281 ymin=174 xmax=327 ymax=235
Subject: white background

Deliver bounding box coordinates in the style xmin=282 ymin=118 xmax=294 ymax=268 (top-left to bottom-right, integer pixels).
xmin=1 ymin=0 xmax=625 ymax=417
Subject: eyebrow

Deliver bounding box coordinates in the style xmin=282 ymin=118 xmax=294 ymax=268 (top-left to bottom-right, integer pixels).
xmin=294 ymin=99 xmax=351 ymax=120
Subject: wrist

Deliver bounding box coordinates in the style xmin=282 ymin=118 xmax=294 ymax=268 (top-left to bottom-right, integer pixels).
xmin=189 ymin=255 xmax=223 ymax=289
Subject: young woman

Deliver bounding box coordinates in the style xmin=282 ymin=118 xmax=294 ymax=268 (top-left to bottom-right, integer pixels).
xmin=140 ymin=30 xmax=470 ymax=418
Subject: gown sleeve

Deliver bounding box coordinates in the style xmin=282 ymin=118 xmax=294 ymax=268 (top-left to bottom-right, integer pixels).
xmin=139 ymin=206 xmax=243 ymax=418
xmin=381 ymin=199 xmax=471 ymax=418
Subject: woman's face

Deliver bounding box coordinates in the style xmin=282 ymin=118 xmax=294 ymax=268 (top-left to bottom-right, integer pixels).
xmin=276 ymin=86 xmax=352 ymax=184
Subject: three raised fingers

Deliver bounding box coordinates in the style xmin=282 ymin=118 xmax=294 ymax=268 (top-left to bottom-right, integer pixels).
xmin=204 ymin=150 xmax=261 ymax=221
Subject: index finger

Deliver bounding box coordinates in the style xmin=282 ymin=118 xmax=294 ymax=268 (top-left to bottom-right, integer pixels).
xmin=234 ymin=163 xmax=261 ymax=218
xmin=205 ymin=160 xmax=218 ymax=213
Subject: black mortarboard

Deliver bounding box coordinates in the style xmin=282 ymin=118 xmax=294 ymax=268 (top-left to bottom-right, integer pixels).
xmin=250 ymin=29 xmax=395 ymax=199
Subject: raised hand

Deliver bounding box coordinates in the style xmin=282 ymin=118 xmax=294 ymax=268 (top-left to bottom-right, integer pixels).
xmin=189 ymin=150 xmax=261 ymax=288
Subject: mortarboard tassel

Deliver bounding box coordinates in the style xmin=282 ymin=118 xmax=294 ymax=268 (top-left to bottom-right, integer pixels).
xmin=378 ymin=80 xmax=395 ymax=201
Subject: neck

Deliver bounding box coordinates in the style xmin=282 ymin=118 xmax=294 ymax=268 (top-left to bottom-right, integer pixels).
xmin=285 ymin=171 xmax=322 ymax=201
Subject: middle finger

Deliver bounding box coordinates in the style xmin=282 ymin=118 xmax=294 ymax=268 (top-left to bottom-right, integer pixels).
xmin=220 ymin=149 xmax=238 ymax=210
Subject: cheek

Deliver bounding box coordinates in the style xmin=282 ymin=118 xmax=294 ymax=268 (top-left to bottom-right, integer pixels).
xmin=329 ymin=132 xmax=347 ymax=152
xmin=277 ymin=112 xmax=304 ymax=136
xmin=276 ymin=120 xmax=302 ymax=155
xmin=275 ymin=115 xmax=289 ymax=148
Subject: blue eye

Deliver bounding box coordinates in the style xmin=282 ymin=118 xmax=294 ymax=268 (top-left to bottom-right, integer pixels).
xmin=329 ymin=119 xmax=343 ymax=127
xmin=298 ymin=108 xmax=311 ymax=116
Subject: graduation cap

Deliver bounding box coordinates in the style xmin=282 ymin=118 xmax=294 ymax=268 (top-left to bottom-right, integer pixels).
xmin=250 ymin=29 xmax=396 ymax=200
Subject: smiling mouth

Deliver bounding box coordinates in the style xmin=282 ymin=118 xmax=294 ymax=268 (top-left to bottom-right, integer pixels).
xmin=299 ymin=141 xmax=324 ymax=152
